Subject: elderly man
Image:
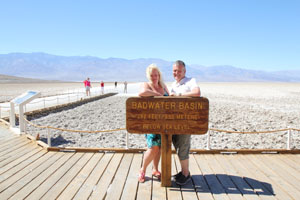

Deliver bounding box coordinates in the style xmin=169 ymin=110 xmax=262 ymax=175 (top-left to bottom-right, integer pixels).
xmin=170 ymin=60 xmax=201 ymax=185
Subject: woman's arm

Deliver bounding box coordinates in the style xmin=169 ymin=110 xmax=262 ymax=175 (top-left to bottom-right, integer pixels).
xmin=138 ymin=82 xmax=162 ymax=97
xmin=163 ymin=83 xmax=170 ymax=95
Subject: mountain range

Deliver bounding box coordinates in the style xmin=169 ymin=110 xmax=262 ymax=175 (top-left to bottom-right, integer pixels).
xmin=0 ymin=52 xmax=299 ymax=82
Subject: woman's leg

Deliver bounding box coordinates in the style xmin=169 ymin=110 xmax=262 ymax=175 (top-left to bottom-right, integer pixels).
xmin=141 ymin=147 xmax=159 ymax=172
xmin=152 ymin=146 xmax=161 ymax=172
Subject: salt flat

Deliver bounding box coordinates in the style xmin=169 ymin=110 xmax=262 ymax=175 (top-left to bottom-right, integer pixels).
xmin=10 ymin=81 xmax=298 ymax=150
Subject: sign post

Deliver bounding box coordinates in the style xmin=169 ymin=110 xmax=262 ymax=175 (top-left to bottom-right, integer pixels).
xmin=10 ymin=91 xmax=41 ymax=134
xmin=126 ymin=96 xmax=209 ymax=187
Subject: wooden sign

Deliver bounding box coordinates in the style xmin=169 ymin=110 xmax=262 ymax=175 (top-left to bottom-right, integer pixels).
xmin=126 ymin=97 xmax=209 ymax=135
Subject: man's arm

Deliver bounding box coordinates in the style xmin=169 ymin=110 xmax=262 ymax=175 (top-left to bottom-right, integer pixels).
xmin=181 ymin=87 xmax=200 ymax=97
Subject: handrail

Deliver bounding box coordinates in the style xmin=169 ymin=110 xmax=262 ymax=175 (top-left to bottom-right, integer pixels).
xmin=24 ymin=116 xmax=296 ymax=134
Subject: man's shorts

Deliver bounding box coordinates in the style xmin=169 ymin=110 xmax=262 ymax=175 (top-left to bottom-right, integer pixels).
xmin=172 ymin=134 xmax=191 ymax=160
xmin=86 ymin=86 xmax=90 ymax=91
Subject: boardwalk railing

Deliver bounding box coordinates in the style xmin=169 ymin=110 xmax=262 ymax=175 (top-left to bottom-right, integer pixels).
xmin=0 ymin=86 xmax=118 ymax=119
xmin=22 ymin=116 xmax=300 ymax=151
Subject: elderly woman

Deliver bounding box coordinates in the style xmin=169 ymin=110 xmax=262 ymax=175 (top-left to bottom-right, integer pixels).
xmin=138 ymin=64 xmax=170 ymax=183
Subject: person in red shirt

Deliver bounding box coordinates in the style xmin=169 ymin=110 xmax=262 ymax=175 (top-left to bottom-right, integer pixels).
xmin=83 ymin=78 xmax=91 ymax=96
xmin=100 ymin=81 xmax=104 ymax=94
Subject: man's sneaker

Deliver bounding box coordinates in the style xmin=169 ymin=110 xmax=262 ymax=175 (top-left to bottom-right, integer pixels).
xmin=175 ymin=173 xmax=191 ymax=186
xmin=172 ymin=171 xmax=183 ymax=181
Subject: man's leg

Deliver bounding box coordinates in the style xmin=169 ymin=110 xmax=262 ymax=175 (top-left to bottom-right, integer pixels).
xmin=172 ymin=134 xmax=191 ymax=185
xmin=180 ymin=159 xmax=189 ymax=177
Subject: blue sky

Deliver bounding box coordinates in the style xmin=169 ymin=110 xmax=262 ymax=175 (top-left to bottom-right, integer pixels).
xmin=1 ymin=0 xmax=299 ymax=71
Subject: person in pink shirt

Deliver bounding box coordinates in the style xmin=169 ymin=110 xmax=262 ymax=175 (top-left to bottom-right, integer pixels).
xmin=83 ymin=77 xmax=91 ymax=96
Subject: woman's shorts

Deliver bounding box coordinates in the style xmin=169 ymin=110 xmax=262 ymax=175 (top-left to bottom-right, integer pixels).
xmin=145 ymin=134 xmax=161 ymax=148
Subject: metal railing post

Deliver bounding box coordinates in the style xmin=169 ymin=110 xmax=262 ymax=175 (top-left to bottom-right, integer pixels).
xmin=47 ymin=127 xmax=51 ymax=147
xmin=287 ymin=128 xmax=291 ymax=150
xmin=24 ymin=115 xmax=27 ymax=134
xmin=126 ymin=132 xmax=129 ymax=149
xmin=206 ymin=130 xmax=211 ymax=150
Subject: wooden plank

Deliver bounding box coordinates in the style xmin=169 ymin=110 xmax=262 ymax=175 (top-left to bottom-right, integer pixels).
xmin=204 ymin=154 xmax=243 ymax=200
xmin=0 ymin=140 xmax=30 ymax=157
xmin=194 ymin=154 xmax=230 ymax=200
xmin=0 ymin=143 xmax=38 ymax=168
xmin=52 ymin=153 xmax=98 ymax=199
xmin=256 ymin=155 xmax=300 ymax=195
xmin=48 ymin=146 xmax=146 ymax=153
xmin=72 ymin=153 xmax=112 ymax=200
xmin=248 ymin=154 xmax=300 ymax=199
xmin=121 ymin=153 xmax=143 ymax=200
xmin=214 ymin=154 xmax=259 ymax=200
xmin=166 ymin=154 xmax=182 ymax=200
xmin=238 ymin=155 xmax=292 ymax=200
xmin=136 ymin=154 xmax=152 ymax=200
xmin=0 ymin=141 xmax=34 ymax=164
xmin=0 ymin=145 xmax=41 ymax=174
xmin=0 ymin=147 xmax=44 ymax=180
xmin=39 ymin=152 xmax=92 ymax=200
xmin=0 ymin=134 xmax=22 ymax=144
xmin=27 ymin=152 xmax=93 ymax=200
xmin=105 ymin=153 xmax=134 ymax=200
xmin=0 ymin=151 xmax=56 ymax=193
xmin=281 ymin=154 xmax=300 ymax=171
xmin=265 ymin=155 xmax=300 ymax=182
xmin=286 ymin=154 xmax=300 ymax=164
xmin=0 ymin=151 xmax=63 ymax=199
xmin=277 ymin=154 xmax=300 ymax=176
xmin=161 ymin=133 xmax=172 ymax=187
xmin=152 ymin=158 xmax=167 ymax=200
xmin=0 ymin=136 xmax=23 ymax=148
xmin=222 ymin=154 xmax=276 ymax=200
xmin=50 ymin=153 xmax=92 ymax=199
xmin=9 ymin=152 xmax=76 ymax=199
xmin=174 ymin=154 xmax=198 ymax=200
xmin=89 ymin=153 xmax=124 ymax=200
xmin=0 ymin=138 xmax=32 ymax=157
xmin=189 ymin=154 xmax=214 ymax=200
xmin=190 ymin=149 xmax=300 ymax=154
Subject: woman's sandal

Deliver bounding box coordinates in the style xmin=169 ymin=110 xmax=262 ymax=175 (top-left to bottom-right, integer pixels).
xmin=152 ymin=171 xmax=161 ymax=180
xmin=138 ymin=171 xmax=146 ymax=183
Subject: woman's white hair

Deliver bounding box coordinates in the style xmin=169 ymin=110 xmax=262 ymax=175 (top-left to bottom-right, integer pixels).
xmin=146 ymin=63 xmax=165 ymax=88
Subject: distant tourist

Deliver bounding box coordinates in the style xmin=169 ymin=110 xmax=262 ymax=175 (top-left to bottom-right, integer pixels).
xmin=83 ymin=77 xmax=91 ymax=96
xmin=170 ymin=60 xmax=200 ymax=186
xmin=124 ymin=81 xmax=127 ymax=93
xmin=114 ymin=81 xmax=117 ymax=89
xmin=138 ymin=64 xmax=170 ymax=183
xmin=100 ymin=81 xmax=104 ymax=94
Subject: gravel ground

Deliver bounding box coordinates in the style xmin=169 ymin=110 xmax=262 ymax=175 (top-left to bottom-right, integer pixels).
xmin=26 ymin=82 xmax=300 ymax=149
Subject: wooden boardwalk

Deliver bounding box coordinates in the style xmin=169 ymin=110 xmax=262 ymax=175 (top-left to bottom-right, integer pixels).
xmin=1 ymin=128 xmax=300 ymax=199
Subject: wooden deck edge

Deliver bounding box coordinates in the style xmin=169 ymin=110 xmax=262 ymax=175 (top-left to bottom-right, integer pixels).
xmin=24 ymin=93 xmax=117 ymax=117
xmin=41 ymin=145 xmax=300 ymax=154
xmin=2 ymin=125 xmax=299 ymax=154
xmin=0 ymin=118 xmax=10 ymax=126
xmin=25 ymin=133 xmax=50 ymax=149
xmin=189 ymin=149 xmax=300 ymax=154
